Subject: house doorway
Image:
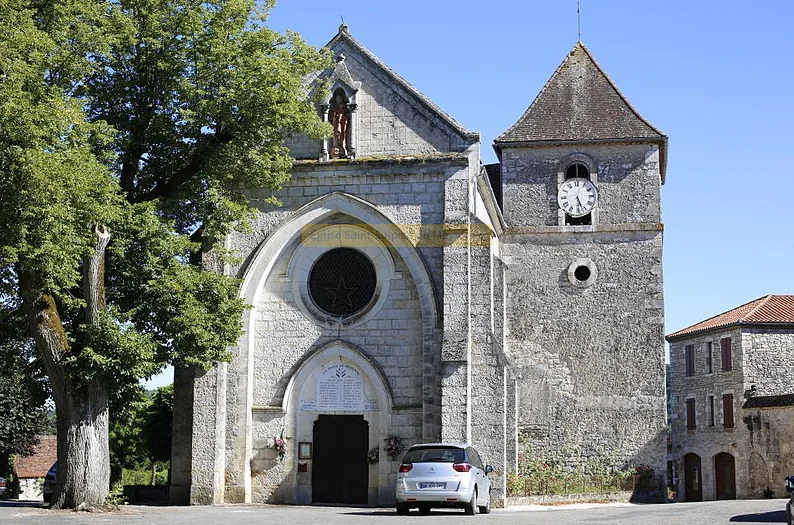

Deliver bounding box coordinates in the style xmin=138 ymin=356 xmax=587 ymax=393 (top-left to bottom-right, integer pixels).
xmin=715 ymin=452 xmax=736 ymax=500
xmin=312 ymin=415 xmax=369 ymax=504
xmin=683 ymin=453 xmax=702 ymax=502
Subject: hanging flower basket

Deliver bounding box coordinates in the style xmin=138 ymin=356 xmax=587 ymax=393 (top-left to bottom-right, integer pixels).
xmin=383 ymin=435 xmax=404 ymax=460
xmin=273 ymin=431 xmax=288 ymax=462
xmin=367 ymin=447 xmax=379 ymax=464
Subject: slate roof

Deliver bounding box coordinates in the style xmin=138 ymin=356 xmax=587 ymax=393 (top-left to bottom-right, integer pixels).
xmin=743 ymin=393 xmax=794 ymax=409
xmin=494 ymin=42 xmax=667 ymax=179
xmin=666 ymin=295 xmax=794 ymax=341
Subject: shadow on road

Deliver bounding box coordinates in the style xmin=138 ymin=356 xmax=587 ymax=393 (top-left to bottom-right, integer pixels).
xmin=730 ymin=510 xmax=787 ymax=523
xmin=0 ymin=500 xmax=47 ymax=509
xmin=343 ymin=509 xmax=470 ymax=517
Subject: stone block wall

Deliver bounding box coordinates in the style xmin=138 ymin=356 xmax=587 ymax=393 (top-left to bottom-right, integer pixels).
xmin=669 ymin=328 xmax=745 ymax=500
xmin=503 ymin=231 xmax=667 ymax=471
xmin=741 ymin=328 xmax=794 ymax=395
xmin=251 ymin=244 xmax=424 ymax=408
xmin=213 ymin=158 xmax=474 ymax=504
xmin=742 ymin=406 xmax=794 ymax=498
xmin=500 ymin=143 xmax=662 ymax=228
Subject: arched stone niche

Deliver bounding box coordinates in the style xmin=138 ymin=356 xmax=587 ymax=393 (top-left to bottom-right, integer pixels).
xmin=282 ymin=341 xmax=394 ymax=505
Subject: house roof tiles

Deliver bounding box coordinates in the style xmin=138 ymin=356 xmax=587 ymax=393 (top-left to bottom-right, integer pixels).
xmin=666 ymin=295 xmax=794 ymax=341
xmin=14 ymin=435 xmax=57 ymax=479
xmin=743 ymin=393 xmax=794 ymax=409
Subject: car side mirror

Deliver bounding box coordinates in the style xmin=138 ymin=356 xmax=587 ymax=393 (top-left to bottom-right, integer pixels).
xmin=786 ymin=475 xmax=794 ymax=494
xmin=485 ymin=465 xmax=494 ymax=475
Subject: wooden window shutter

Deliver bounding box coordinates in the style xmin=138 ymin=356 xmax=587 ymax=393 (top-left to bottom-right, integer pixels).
xmin=721 ymin=338 xmax=732 ymax=372
xmin=722 ymin=394 xmax=734 ymax=428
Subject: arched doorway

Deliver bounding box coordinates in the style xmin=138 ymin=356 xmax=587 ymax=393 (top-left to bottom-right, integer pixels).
xmin=683 ymin=453 xmax=702 ymax=502
xmin=714 ymin=453 xmax=736 ymax=500
xmin=312 ymin=415 xmax=369 ymax=504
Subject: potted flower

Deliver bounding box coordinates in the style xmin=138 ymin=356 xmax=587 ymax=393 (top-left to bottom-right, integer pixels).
xmin=273 ymin=431 xmax=287 ymax=462
xmin=383 ymin=435 xmax=403 ymax=460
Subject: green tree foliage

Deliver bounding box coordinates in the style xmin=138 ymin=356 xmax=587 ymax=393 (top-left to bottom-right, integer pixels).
xmin=109 ymin=385 xmax=173 ymax=485
xmin=0 ymin=0 xmax=330 ymax=508
xmin=0 ymin=302 xmax=50 ymax=479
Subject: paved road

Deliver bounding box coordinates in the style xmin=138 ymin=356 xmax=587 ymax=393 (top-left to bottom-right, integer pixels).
xmin=0 ymin=498 xmax=789 ymax=525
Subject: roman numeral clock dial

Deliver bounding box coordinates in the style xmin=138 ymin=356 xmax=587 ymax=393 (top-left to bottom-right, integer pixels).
xmin=557 ymin=178 xmax=598 ymax=217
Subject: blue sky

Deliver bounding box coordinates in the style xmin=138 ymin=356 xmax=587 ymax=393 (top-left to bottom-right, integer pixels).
xmin=147 ymin=0 xmax=793 ymax=388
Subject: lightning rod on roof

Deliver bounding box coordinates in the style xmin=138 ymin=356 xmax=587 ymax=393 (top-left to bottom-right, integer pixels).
xmin=577 ymin=0 xmax=581 ymax=42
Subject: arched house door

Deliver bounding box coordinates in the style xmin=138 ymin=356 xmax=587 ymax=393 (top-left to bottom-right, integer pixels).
xmin=714 ymin=453 xmax=736 ymax=500
xmin=683 ymin=453 xmax=702 ymax=502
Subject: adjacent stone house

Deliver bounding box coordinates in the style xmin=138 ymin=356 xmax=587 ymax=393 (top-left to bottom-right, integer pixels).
xmin=666 ymin=295 xmax=794 ymax=501
xmin=171 ymin=25 xmax=668 ymax=506
xmin=13 ymin=435 xmax=56 ymax=501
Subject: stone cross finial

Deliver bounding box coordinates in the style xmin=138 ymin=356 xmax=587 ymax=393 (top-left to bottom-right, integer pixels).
xmin=339 ymin=22 xmax=349 ymax=34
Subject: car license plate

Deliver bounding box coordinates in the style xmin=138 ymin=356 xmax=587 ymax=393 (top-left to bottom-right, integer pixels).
xmin=418 ymin=482 xmax=445 ymax=489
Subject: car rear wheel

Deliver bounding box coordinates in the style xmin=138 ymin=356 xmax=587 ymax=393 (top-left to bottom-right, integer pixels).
xmin=396 ymin=503 xmax=409 ymax=515
xmin=464 ymin=489 xmax=477 ymax=515
xmin=478 ymin=490 xmax=491 ymax=514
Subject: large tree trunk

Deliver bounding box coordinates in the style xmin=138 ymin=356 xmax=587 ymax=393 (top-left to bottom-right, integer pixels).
xmin=54 ymin=382 xmax=111 ymax=508
xmin=18 ymin=225 xmax=112 ymax=509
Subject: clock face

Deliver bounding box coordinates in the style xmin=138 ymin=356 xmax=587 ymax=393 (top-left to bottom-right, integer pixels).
xmin=557 ymin=178 xmax=597 ymax=218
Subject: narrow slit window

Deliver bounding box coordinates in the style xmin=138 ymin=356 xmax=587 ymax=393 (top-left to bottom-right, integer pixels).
xmin=686 ymin=398 xmax=696 ymax=430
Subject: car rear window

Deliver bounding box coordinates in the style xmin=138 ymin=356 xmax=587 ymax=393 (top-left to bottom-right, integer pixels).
xmin=402 ymin=447 xmax=465 ymax=463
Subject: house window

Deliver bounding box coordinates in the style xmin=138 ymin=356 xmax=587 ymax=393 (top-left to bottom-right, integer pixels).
xmin=705 ymin=342 xmax=713 ymax=373
xmin=721 ymin=338 xmax=732 ymax=372
xmin=686 ymin=398 xmax=696 ymax=430
xmin=722 ymin=394 xmax=734 ymax=428
xmin=708 ymin=396 xmax=715 ymax=427
xmin=685 ymin=345 xmax=695 ymax=376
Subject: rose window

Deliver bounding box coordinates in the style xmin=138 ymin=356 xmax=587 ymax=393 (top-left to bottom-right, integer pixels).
xmin=308 ymin=248 xmax=376 ymax=316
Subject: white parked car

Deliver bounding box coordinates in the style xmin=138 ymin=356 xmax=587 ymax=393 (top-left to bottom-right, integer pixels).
xmin=786 ymin=475 xmax=794 ymax=525
xmin=395 ymin=443 xmax=493 ymax=515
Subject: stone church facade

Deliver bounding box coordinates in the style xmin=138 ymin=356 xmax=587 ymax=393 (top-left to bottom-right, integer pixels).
xmin=170 ymin=25 xmax=668 ymax=506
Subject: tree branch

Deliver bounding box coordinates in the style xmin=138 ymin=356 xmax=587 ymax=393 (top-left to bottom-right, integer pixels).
xmin=82 ymin=224 xmax=111 ymax=326
xmin=130 ymin=132 xmax=235 ymax=204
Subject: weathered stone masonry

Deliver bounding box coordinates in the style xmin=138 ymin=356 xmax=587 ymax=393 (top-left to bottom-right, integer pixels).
xmin=172 ymin=28 xmax=669 ymax=507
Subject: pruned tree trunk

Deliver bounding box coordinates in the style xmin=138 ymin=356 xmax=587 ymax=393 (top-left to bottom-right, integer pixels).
xmin=17 ymin=225 xmax=112 ymax=509
xmin=54 ymin=382 xmax=110 ymax=508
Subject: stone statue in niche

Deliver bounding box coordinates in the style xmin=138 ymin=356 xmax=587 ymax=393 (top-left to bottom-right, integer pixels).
xmin=329 ymin=89 xmax=350 ymax=158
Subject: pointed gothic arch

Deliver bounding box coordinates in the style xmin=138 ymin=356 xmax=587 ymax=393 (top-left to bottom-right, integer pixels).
xmin=231 ymin=191 xmax=440 ymax=502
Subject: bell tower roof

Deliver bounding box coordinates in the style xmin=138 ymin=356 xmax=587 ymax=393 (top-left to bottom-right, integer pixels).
xmin=495 ymin=42 xmax=667 ymax=179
